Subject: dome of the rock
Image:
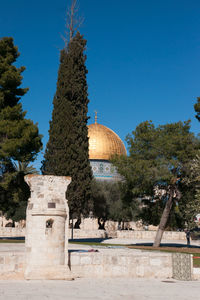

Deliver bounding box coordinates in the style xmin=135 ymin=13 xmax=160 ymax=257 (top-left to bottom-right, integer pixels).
xmin=88 ymin=123 xmax=126 ymax=160
xmin=87 ymin=116 xmax=126 ymax=181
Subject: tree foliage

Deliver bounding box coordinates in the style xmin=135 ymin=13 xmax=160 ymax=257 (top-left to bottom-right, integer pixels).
xmin=194 ymin=97 xmax=200 ymax=122
xmin=113 ymin=120 xmax=200 ymax=245
xmin=181 ymin=150 xmax=200 ymax=229
xmin=91 ymin=180 xmax=139 ymax=229
xmin=42 ymin=32 xmax=92 ymax=218
xmin=0 ymin=37 xmax=42 ymax=221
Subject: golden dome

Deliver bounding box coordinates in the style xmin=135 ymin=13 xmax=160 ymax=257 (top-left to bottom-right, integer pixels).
xmin=88 ymin=122 xmax=127 ymax=160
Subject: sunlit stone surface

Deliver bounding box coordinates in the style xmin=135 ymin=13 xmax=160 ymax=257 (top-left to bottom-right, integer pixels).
xmin=24 ymin=174 xmax=71 ymax=280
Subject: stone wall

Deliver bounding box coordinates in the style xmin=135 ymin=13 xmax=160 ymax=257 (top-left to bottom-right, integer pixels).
xmin=69 ymin=229 xmax=107 ymax=239
xmin=0 ymin=228 xmax=186 ymax=241
xmin=116 ymin=230 xmax=186 ymax=240
xmin=0 ymin=227 xmax=25 ymax=237
xmin=69 ymin=229 xmax=186 ymax=241
xmin=193 ymin=268 xmax=200 ymax=280
xmin=0 ymin=251 xmax=25 ymax=279
xmin=0 ymin=249 xmax=173 ymax=279
xmin=70 ymin=249 xmax=173 ymax=279
xmin=0 ymin=247 xmax=199 ymax=280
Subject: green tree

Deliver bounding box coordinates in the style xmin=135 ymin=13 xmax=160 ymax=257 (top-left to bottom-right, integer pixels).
xmin=113 ymin=120 xmax=200 ymax=246
xmin=0 ymin=37 xmax=42 ymax=221
xmin=91 ymin=180 xmax=139 ymax=229
xmin=194 ymin=97 xmax=200 ymax=121
xmin=0 ymin=162 xmax=38 ymax=222
xmin=41 ymin=31 xmax=92 ymax=220
xmin=180 ymin=150 xmax=200 ymax=229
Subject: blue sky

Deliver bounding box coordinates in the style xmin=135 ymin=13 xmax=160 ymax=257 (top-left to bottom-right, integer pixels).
xmin=1 ymin=0 xmax=200 ymax=170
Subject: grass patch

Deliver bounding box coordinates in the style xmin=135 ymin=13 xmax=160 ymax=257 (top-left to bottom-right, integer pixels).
xmin=127 ymin=245 xmax=200 ymax=253
xmin=128 ymin=245 xmax=200 ymax=268
xmin=0 ymin=239 xmax=25 ymax=243
xmin=69 ymin=241 xmax=124 ymax=247
xmin=194 ymin=257 xmax=200 ymax=268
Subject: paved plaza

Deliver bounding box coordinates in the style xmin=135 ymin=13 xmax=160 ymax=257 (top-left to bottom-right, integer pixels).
xmin=1 ymin=238 xmax=200 ymax=299
xmin=1 ymin=236 xmax=200 ymax=252
xmin=0 ymin=277 xmax=200 ymax=300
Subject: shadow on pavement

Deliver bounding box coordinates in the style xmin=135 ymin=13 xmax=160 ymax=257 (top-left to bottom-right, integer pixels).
xmin=134 ymin=242 xmax=200 ymax=249
xmin=69 ymin=237 xmax=111 ymax=243
xmin=0 ymin=236 xmax=25 ymax=240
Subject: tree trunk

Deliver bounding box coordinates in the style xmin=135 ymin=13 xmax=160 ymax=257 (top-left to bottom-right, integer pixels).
xmin=98 ymin=218 xmax=106 ymax=230
xmin=71 ymin=217 xmax=74 ymax=240
xmin=153 ymin=187 xmax=174 ymax=247
xmin=74 ymin=217 xmax=81 ymax=229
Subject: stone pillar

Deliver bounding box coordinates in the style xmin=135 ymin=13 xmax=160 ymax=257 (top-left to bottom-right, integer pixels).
xmin=24 ymin=175 xmax=72 ymax=280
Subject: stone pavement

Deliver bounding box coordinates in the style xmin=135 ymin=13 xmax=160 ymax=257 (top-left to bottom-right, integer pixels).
xmin=0 ymin=242 xmax=92 ymax=252
xmin=2 ymin=236 xmax=199 ymax=252
xmin=101 ymin=237 xmax=200 ymax=247
xmin=0 ymin=239 xmax=200 ymax=299
xmin=0 ymin=278 xmax=200 ymax=300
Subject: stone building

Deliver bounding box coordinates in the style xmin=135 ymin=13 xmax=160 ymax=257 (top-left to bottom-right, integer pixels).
xmin=88 ymin=113 xmax=126 ymax=181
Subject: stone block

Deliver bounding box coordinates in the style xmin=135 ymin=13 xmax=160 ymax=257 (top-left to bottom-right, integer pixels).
xmin=150 ymin=258 xmax=162 ymax=266
xmin=80 ymin=254 xmax=92 ymax=265
xmin=92 ymin=253 xmax=103 ymax=265
xmin=111 ymin=256 xmax=118 ymax=265
xmin=116 ymin=255 xmax=128 ymax=266
xmin=0 ymin=256 xmax=4 ymax=264
xmin=136 ymin=265 xmax=145 ymax=277
xmin=193 ymin=268 xmax=200 ymax=280
xmin=172 ymin=253 xmax=192 ymax=281
xmin=70 ymin=254 xmax=80 ymax=266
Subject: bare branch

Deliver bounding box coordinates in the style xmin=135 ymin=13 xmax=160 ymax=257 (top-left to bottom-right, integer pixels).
xmin=63 ymin=0 xmax=84 ymax=47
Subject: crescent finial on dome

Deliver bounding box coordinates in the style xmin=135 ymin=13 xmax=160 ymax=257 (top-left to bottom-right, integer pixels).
xmin=95 ymin=110 xmax=98 ymax=124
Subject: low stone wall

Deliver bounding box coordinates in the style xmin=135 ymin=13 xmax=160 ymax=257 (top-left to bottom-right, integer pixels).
xmin=66 ymin=229 xmax=187 ymax=240
xmin=0 ymin=247 xmax=199 ymax=280
xmin=0 ymin=251 xmax=25 ymax=279
xmin=0 ymin=249 xmax=172 ymax=279
xmin=193 ymin=268 xmax=200 ymax=280
xmin=70 ymin=249 xmax=173 ymax=279
xmin=0 ymin=227 xmax=25 ymax=237
xmin=116 ymin=230 xmax=186 ymax=241
xmin=0 ymin=228 xmax=107 ymax=239
xmin=0 ymin=228 xmax=186 ymax=241
xmin=69 ymin=229 xmax=107 ymax=239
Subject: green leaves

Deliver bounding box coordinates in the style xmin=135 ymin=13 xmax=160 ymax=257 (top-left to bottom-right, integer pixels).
xmin=0 ymin=37 xmax=42 ymax=221
xmin=42 ymin=32 xmax=92 ymax=217
xmin=113 ymin=120 xmax=200 ymax=228
xmin=180 ymin=150 xmax=200 ymax=229
xmin=194 ymin=97 xmax=200 ymax=122
xmin=0 ymin=105 xmax=42 ymax=161
xmin=0 ymin=37 xmax=28 ymax=108
xmin=91 ymin=180 xmax=139 ymax=223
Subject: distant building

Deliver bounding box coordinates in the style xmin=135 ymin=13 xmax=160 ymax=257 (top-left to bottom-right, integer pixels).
xmin=88 ymin=113 xmax=126 ymax=181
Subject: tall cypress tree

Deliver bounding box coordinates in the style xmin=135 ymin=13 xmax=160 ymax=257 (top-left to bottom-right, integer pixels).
xmin=42 ymin=32 xmax=93 ymax=219
xmin=194 ymin=97 xmax=200 ymax=121
xmin=0 ymin=37 xmax=42 ymax=221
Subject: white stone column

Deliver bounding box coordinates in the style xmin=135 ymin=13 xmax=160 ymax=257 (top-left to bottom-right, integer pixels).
xmin=24 ymin=175 xmax=72 ymax=280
